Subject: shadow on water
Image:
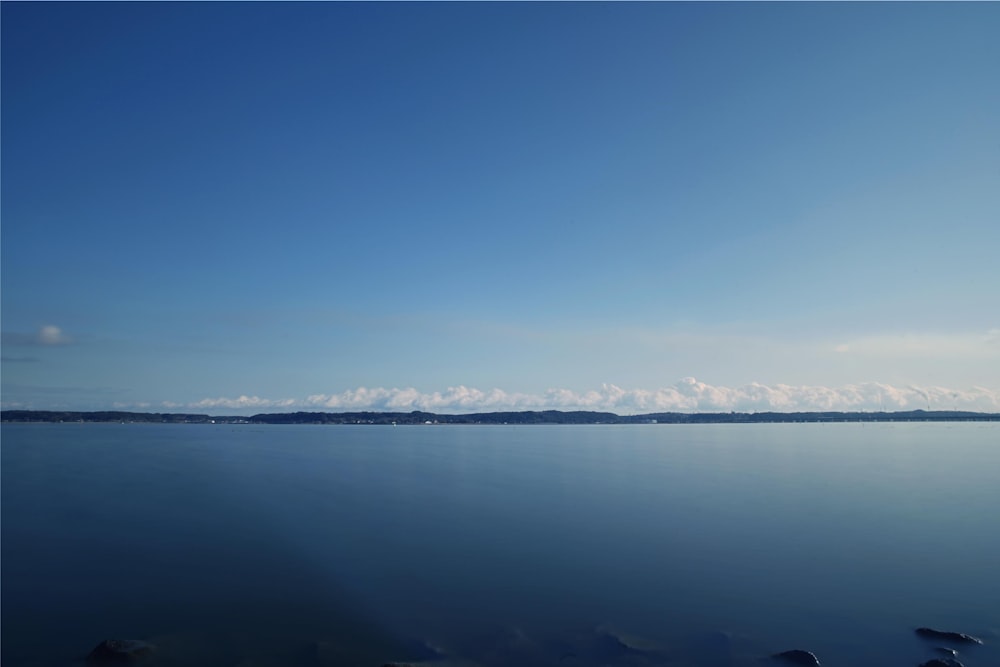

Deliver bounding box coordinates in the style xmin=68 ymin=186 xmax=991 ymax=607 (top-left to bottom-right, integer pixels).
xmin=3 ymin=524 xmax=435 ymax=667
xmin=0 ymin=429 xmax=435 ymax=667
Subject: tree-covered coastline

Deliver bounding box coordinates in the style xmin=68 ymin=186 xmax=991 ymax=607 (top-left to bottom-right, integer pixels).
xmin=3 ymin=409 xmax=997 ymax=425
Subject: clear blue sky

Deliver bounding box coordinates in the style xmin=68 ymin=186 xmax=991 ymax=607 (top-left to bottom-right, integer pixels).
xmin=3 ymin=2 xmax=998 ymax=414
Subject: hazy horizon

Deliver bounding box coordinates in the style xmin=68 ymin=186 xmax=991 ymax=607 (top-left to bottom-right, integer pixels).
xmin=3 ymin=3 xmax=998 ymax=414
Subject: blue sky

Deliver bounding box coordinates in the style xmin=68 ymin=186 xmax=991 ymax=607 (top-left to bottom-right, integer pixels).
xmin=3 ymin=2 xmax=998 ymax=414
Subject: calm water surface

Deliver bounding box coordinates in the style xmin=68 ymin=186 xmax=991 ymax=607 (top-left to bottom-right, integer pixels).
xmin=2 ymin=423 xmax=998 ymax=667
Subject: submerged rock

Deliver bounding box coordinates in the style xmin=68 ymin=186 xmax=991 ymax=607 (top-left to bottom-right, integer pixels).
xmin=567 ymin=626 xmax=669 ymax=665
xmin=918 ymin=659 xmax=964 ymax=667
xmin=915 ymin=628 xmax=983 ymax=645
xmin=292 ymin=634 xmax=447 ymax=667
xmin=772 ymin=649 xmax=820 ymax=666
xmin=451 ymin=624 xmax=670 ymax=667
xmin=934 ymin=647 xmax=958 ymax=657
xmin=586 ymin=629 xmax=649 ymax=662
xmin=85 ymin=639 xmax=157 ymax=665
xmin=381 ymin=661 xmax=474 ymax=667
xmin=678 ymin=628 xmax=769 ymax=667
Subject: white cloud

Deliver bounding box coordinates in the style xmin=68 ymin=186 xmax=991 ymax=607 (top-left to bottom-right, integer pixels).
xmin=39 ymin=325 xmax=69 ymax=345
xmin=175 ymin=380 xmax=1000 ymax=414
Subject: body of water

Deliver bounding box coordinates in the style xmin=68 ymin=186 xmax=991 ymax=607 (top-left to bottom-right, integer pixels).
xmin=2 ymin=422 xmax=998 ymax=667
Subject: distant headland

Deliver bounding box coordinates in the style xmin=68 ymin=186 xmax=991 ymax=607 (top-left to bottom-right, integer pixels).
xmin=3 ymin=409 xmax=998 ymax=425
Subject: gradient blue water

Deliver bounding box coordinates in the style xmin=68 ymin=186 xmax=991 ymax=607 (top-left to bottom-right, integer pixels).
xmin=3 ymin=423 xmax=998 ymax=666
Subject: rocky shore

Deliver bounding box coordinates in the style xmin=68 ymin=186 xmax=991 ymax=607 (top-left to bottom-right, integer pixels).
xmin=74 ymin=623 xmax=987 ymax=667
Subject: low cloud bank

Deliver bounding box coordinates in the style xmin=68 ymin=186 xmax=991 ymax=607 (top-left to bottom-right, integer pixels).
xmin=176 ymin=379 xmax=1000 ymax=414
xmin=165 ymin=396 xmax=298 ymax=410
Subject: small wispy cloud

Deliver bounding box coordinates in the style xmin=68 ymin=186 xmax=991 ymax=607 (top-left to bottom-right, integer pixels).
xmin=827 ymin=331 xmax=1000 ymax=360
xmin=1 ymin=325 xmax=73 ymax=346
xmin=0 ymin=384 xmax=127 ymax=411
xmin=156 ymin=379 xmax=1000 ymax=414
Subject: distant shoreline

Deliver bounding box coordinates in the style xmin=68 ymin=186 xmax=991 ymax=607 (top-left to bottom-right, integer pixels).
xmin=3 ymin=408 xmax=998 ymax=425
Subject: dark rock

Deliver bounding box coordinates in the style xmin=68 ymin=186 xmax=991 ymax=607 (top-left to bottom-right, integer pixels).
xmin=397 ymin=637 xmax=446 ymax=662
xmin=680 ymin=628 xmax=764 ymax=667
xmin=295 ymin=640 xmax=342 ymax=667
xmin=457 ymin=626 xmax=542 ymax=665
xmin=915 ymin=628 xmax=983 ymax=645
xmin=918 ymin=659 xmax=964 ymax=667
xmin=582 ymin=627 xmax=666 ymax=664
xmin=85 ymin=640 xmax=157 ymax=665
xmin=934 ymin=647 xmax=958 ymax=657
xmin=588 ymin=630 xmax=642 ymax=661
xmin=688 ymin=630 xmax=736 ymax=667
xmin=460 ymin=625 xmax=665 ymax=666
xmin=773 ymin=649 xmax=820 ymax=666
